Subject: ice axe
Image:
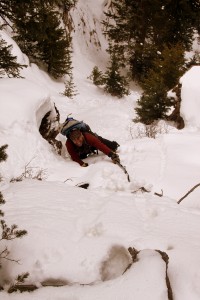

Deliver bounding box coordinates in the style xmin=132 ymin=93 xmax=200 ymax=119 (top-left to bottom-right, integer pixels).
xmin=115 ymin=162 xmax=150 ymax=193
xmin=116 ymin=161 xmax=130 ymax=182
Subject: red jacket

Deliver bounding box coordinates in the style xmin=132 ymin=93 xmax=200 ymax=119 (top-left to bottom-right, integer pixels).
xmin=66 ymin=132 xmax=112 ymax=165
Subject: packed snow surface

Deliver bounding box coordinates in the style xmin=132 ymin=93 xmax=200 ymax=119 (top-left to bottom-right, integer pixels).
xmin=1 ymin=2 xmax=200 ymax=299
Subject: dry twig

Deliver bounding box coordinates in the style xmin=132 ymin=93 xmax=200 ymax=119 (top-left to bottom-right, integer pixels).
xmin=177 ymin=183 xmax=200 ymax=204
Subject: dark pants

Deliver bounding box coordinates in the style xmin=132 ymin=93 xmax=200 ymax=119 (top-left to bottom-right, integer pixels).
xmin=96 ymin=135 xmax=119 ymax=152
xmin=79 ymin=132 xmax=119 ymax=159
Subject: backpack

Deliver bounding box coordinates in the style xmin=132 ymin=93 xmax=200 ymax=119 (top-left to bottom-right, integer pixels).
xmin=60 ymin=116 xmax=120 ymax=152
xmin=60 ymin=116 xmax=91 ymax=137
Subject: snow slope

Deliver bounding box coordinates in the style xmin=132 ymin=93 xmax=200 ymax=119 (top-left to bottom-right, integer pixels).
xmin=1 ymin=1 xmax=200 ymax=299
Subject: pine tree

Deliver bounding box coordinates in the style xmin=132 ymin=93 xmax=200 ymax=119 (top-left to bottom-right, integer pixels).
xmin=162 ymin=0 xmax=200 ymax=50
xmin=156 ymin=43 xmax=186 ymax=90
xmin=135 ymin=43 xmax=186 ymax=124
xmin=39 ymin=8 xmax=71 ymax=78
xmin=88 ymin=66 xmax=105 ymax=86
xmin=0 ymin=0 xmax=13 ymax=22
xmin=0 ymin=36 xmax=26 ymax=78
xmin=104 ymin=52 xmax=130 ymax=98
xmin=104 ymin=0 xmax=200 ymax=82
xmin=63 ymin=74 xmax=77 ymax=98
xmin=11 ymin=0 xmax=48 ymax=61
xmin=135 ymin=74 xmax=171 ymax=124
xmin=12 ymin=0 xmax=73 ymax=78
xmin=103 ymin=0 xmax=165 ymax=80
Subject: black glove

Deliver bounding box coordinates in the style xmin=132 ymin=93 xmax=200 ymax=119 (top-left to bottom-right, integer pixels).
xmin=108 ymin=152 xmax=120 ymax=164
xmin=81 ymin=162 xmax=88 ymax=167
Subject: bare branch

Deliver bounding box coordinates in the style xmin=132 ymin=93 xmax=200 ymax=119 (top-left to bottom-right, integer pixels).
xmin=154 ymin=190 xmax=163 ymax=197
xmin=177 ymin=183 xmax=200 ymax=204
xmin=10 ymin=158 xmax=47 ymax=182
xmin=0 ymin=247 xmax=20 ymax=264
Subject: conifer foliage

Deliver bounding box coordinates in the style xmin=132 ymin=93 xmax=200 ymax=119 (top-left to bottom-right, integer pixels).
xmin=104 ymin=0 xmax=200 ymax=82
xmin=38 ymin=6 xmax=71 ymax=78
xmin=103 ymin=0 xmax=199 ymax=123
xmin=0 ymin=145 xmax=28 ymax=287
xmin=135 ymin=75 xmax=171 ymax=125
xmin=89 ymin=56 xmax=130 ymax=98
xmin=0 ymin=144 xmax=8 ymax=164
xmin=0 ymin=145 xmax=7 ymax=217
xmin=135 ymin=44 xmax=186 ymax=124
xmin=0 ymin=35 xmax=26 ymax=78
xmin=104 ymin=52 xmax=130 ymax=98
xmin=89 ymin=66 xmax=105 ymax=86
xmin=63 ymin=74 xmax=77 ymax=99
xmin=5 ymin=0 xmax=73 ymax=79
xmin=0 ymin=0 xmax=13 ymax=22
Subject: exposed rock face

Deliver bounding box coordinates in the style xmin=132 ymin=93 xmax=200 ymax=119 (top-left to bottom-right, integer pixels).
xmin=168 ymin=83 xmax=185 ymax=129
xmin=39 ymin=104 xmax=62 ymax=155
xmin=100 ymin=245 xmax=132 ymax=281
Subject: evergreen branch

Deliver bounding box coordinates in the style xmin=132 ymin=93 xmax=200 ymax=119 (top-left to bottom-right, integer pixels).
xmin=0 ymin=247 xmax=20 ymax=264
xmin=0 ymin=145 xmax=8 ymax=163
xmin=0 ymin=220 xmax=27 ymax=241
xmin=0 ymin=14 xmax=14 ymax=30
